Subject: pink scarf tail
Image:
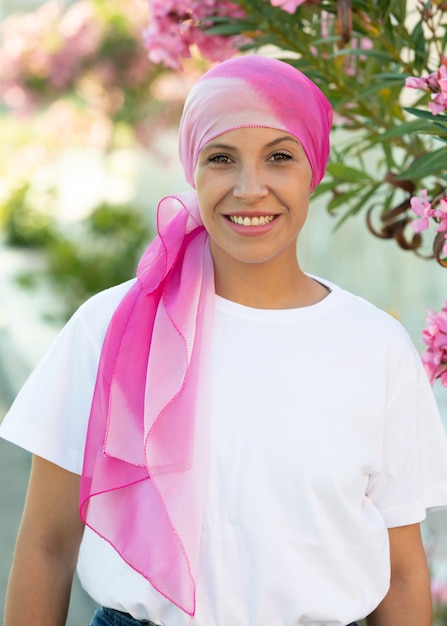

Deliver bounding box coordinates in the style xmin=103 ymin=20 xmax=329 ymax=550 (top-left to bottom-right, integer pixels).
xmin=80 ymin=193 xmax=214 ymax=616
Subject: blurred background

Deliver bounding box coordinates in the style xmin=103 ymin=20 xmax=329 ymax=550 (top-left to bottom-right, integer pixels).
xmin=0 ymin=1 xmax=447 ymax=624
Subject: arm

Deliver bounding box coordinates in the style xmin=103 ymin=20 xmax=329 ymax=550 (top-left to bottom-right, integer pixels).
xmin=4 ymin=455 xmax=84 ymax=626
xmin=366 ymin=523 xmax=432 ymax=626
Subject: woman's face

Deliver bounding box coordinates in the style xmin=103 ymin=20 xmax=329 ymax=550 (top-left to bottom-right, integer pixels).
xmin=194 ymin=126 xmax=313 ymax=271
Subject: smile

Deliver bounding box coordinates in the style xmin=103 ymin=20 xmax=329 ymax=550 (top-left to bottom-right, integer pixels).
xmin=227 ymin=215 xmax=276 ymax=226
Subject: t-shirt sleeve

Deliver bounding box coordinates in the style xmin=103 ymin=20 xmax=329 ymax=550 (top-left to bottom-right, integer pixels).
xmin=367 ymin=350 xmax=447 ymax=528
xmin=0 ymin=282 xmax=133 ymax=474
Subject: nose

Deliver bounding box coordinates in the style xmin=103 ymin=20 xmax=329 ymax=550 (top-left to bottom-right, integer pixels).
xmin=233 ymin=164 xmax=268 ymax=203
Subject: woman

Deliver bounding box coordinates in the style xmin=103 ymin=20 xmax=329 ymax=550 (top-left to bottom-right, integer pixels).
xmin=2 ymin=55 xmax=447 ymax=626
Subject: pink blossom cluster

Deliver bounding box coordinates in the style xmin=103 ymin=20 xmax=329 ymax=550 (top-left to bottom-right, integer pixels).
xmin=421 ymin=302 xmax=447 ymax=386
xmin=269 ymin=0 xmax=307 ymax=13
xmin=405 ymin=56 xmax=447 ymax=115
xmin=410 ymin=189 xmax=447 ymax=256
xmin=143 ymin=0 xmax=249 ymax=69
xmin=432 ymin=579 xmax=447 ymax=605
xmin=0 ymin=1 xmax=104 ymax=111
xmin=0 ymin=0 xmax=152 ymax=114
xmin=412 ymin=190 xmax=447 ymax=387
xmin=432 ymin=579 xmax=447 ymax=622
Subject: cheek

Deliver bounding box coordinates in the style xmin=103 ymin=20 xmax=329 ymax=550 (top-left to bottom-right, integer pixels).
xmin=193 ymin=165 xmax=211 ymax=200
xmin=197 ymin=198 xmax=210 ymax=226
xmin=195 ymin=184 xmax=215 ymax=228
xmin=193 ymin=167 xmax=200 ymax=191
xmin=195 ymin=171 xmax=229 ymax=215
xmin=193 ymin=160 xmax=202 ymax=189
xmin=194 ymin=177 xmax=208 ymax=210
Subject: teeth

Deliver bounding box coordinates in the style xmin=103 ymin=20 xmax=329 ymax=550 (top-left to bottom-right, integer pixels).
xmin=228 ymin=215 xmax=275 ymax=226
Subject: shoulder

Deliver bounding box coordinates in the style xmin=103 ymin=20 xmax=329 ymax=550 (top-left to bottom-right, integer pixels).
xmin=76 ymin=278 xmax=137 ymax=318
xmin=68 ymin=279 xmax=137 ymax=351
xmin=323 ymin=276 xmax=411 ymax=335
xmin=318 ymin=277 xmax=422 ymax=373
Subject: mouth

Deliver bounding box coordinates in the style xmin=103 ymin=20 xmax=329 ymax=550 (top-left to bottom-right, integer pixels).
xmin=226 ymin=215 xmax=277 ymax=226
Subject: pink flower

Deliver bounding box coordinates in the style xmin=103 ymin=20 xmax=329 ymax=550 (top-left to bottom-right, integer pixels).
xmin=405 ymin=76 xmax=428 ymax=90
xmin=143 ymin=18 xmax=191 ymax=69
xmin=441 ymin=233 xmax=447 ymax=257
xmin=143 ymin=0 xmax=249 ymax=68
xmin=410 ymin=189 xmax=435 ymax=232
xmin=406 ymin=57 xmax=447 ymax=116
xmin=432 ymin=579 xmax=447 ymax=605
xmin=0 ymin=0 xmax=155 ymax=114
xmin=421 ymin=302 xmax=447 ymax=386
xmin=269 ymin=0 xmax=307 ymax=13
xmin=432 ymin=197 xmax=447 ymax=256
xmin=429 ymin=65 xmax=447 ymax=115
xmin=58 ymin=1 xmax=104 ymax=58
xmin=320 ymin=10 xmax=330 ymax=38
xmin=343 ymin=37 xmax=374 ymax=76
xmin=435 ymin=197 xmax=447 ymax=232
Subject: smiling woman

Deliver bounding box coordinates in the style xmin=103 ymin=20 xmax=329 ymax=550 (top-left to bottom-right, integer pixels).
xmin=1 ymin=55 xmax=447 ymax=626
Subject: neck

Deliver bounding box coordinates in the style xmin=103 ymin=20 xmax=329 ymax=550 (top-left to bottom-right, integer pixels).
xmin=210 ymin=247 xmax=329 ymax=310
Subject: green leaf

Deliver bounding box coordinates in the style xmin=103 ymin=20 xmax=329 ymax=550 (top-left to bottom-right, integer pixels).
xmin=311 ymin=180 xmax=339 ymax=198
xmin=310 ymin=35 xmax=344 ymax=48
xmin=356 ymin=78 xmax=409 ymax=100
xmin=345 ymin=183 xmax=383 ymax=216
xmin=205 ymin=20 xmax=257 ymax=36
xmin=396 ymin=148 xmax=447 ymax=180
xmin=374 ymin=119 xmax=441 ymax=141
xmin=370 ymin=72 xmax=410 ymax=81
xmin=327 ymin=191 xmax=357 ymax=213
xmin=410 ymin=19 xmax=427 ymax=72
xmin=331 ymin=182 xmax=384 ymax=228
xmin=405 ymin=107 xmax=447 ymax=122
xmin=326 ymin=162 xmax=375 ymax=183
xmin=330 ymin=47 xmax=395 ymax=63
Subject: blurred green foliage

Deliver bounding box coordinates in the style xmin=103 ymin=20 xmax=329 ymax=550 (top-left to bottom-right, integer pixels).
xmin=4 ymin=198 xmax=153 ymax=321
xmin=0 ymin=181 xmax=56 ymax=248
xmin=43 ymin=203 xmax=152 ymax=319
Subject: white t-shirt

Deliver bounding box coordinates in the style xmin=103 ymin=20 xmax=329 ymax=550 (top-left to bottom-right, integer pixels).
xmin=2 ymin=277 xmax=447 ymax=626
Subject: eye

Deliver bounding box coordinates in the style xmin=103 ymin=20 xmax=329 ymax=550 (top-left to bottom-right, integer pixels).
xmin=269 ymin=151 xmax=293 ymax=162
xmin=207 ymin=153 xmax=232 ymax=164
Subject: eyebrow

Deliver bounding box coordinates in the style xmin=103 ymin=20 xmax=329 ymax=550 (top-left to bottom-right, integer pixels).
xmin=266 ymin=135 xmax=301 ymax=148
xmin=202 ymin=134 xmax=301 ymax=153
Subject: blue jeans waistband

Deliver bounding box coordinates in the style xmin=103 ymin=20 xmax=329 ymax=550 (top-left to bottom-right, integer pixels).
xmin=89 ymin=608 xmax=156 ymax=626
xmin=90 ymin=608 xmax=359 ymax=626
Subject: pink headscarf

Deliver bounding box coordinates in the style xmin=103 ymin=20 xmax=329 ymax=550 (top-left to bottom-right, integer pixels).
xmin=80 ymin=56 xmax=332 ymax=616
xmin=179 ymin=55 xmax=332 ymax=191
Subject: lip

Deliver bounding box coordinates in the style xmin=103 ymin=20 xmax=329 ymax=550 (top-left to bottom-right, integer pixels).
xmin=224 ymin=212 xmax=278 ymax=217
